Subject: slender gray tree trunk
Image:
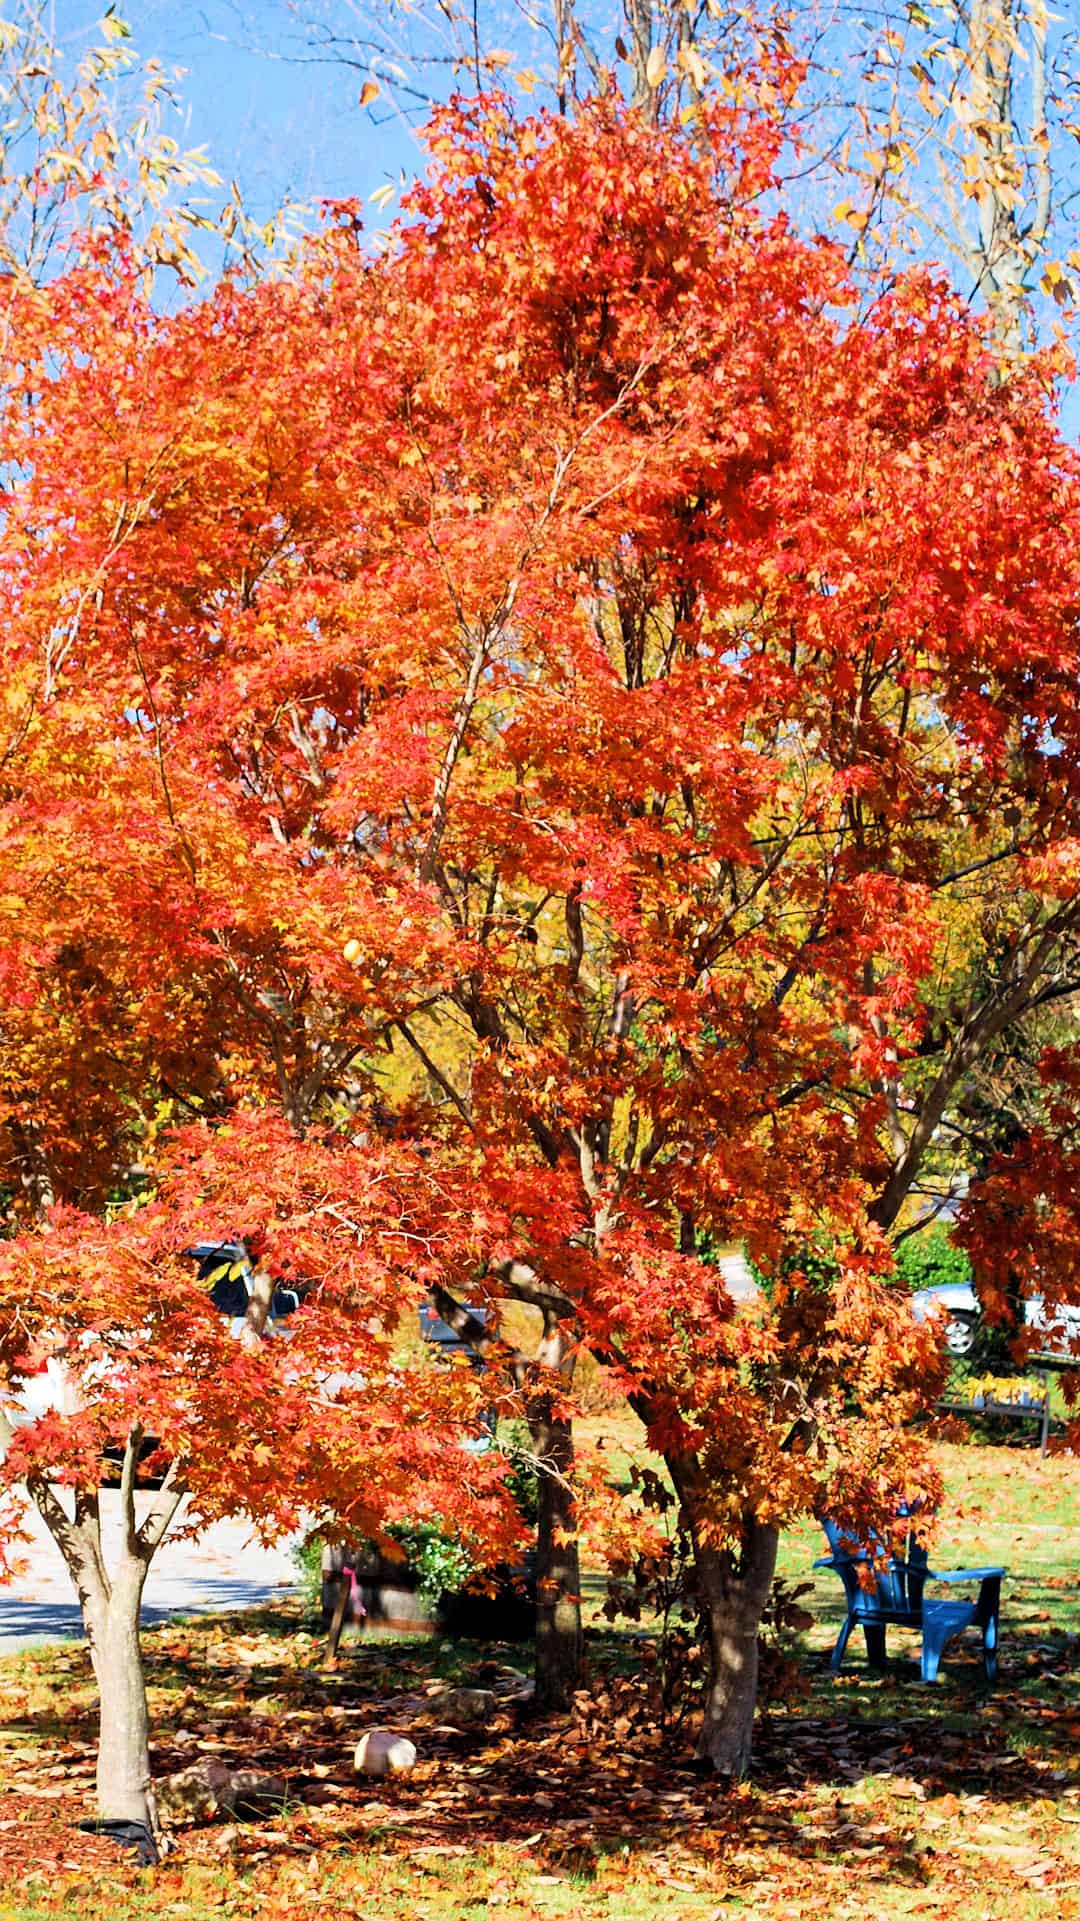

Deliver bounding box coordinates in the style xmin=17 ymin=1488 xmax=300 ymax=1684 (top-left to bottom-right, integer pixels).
xmin=428 ymin=1278 xmax=584 ymax=1709
xmin=531 ymin=1317 xmax=581 ymax=1711
xmin=84 ymin=1557 xmax=156 ymax=1827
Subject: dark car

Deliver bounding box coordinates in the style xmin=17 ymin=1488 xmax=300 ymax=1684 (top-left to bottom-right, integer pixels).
xmin=186 ymin=1241 xmax=302 ymax=1325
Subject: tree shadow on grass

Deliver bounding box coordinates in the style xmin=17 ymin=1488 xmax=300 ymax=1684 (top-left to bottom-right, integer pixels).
xmin=1 ymin=1612 xmax=1077 ymax=1899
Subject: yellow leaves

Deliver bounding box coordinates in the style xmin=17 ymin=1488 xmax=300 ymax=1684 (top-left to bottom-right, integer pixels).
xmin=515 ymin=69 xmax=539 ymax=95
xmin=832 ymin=201 xmax=870 ymax=231
xmin=358 ymin=80 xmax=379 ymax=109
xmin=342 ymin=939 xmax=362 ymax=964
xmin=1040 ymin=261 xmax=1075 ymax=308
xmin=99 ymin=8 xmax=132 ymax=44
xmin=44 ymin=148 xmax=91 ymax=185
xmin=677 ymin=43 xmax=709 ymax=92
xmin=645 ymin=47 xmax=667 ymax=90
xmin=368 ymin=182 xmax=395 ymax=211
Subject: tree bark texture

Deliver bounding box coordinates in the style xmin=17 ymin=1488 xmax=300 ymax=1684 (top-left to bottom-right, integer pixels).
xmin=85 ymin=1558 xmax=156 ymax=1827
xmin=668 ymin=1450 xmax=779 ymax=1777
xmin=694 ymin=1518 xmax=779 ymax=1776
xmin=531 ymin=1405 xmax=583 ymax=1711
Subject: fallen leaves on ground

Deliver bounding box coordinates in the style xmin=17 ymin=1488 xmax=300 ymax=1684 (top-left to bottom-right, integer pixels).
xmin=0 ymin=1603 xmax=1078 ymax=1920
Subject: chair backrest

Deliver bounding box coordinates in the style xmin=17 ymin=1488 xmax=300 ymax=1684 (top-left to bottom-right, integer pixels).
xmin=821 ymin=1516 xmax=927 ymax=1620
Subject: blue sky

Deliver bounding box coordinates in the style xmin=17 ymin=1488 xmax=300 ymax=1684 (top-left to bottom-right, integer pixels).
xmin=53 ymin=1 xmax=422 ymax=216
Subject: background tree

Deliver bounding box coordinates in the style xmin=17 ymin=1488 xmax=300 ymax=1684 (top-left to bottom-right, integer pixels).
xmin=282 ymin=0 xmax=1079 ymax=343
xmin=0 ymin=0 xmax=227 ymax=286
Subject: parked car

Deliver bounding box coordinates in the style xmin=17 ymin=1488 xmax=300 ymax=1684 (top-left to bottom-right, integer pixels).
xmin=186 ymin=1241 xmax=302 ymax=1327
xmin=911 ymin=1281 xmax=1080 ymax=1361
xmin=418 ymin=1300 xmax=489 ymax=1371
xmin=6 ymin=1241 xmax=300 ymax=1434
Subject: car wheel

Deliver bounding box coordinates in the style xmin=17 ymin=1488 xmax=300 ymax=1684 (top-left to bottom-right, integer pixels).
xmin=943 ymin=1312 xmax=978 ymax=1357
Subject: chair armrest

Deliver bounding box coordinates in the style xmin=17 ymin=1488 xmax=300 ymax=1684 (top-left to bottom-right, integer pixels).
xmin=925 ymin=1565 xmax=1006 ymax=1584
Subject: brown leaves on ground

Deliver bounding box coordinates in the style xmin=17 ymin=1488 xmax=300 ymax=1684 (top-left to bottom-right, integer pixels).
xmin=1 ymin=1608 xmax=1079 ymax=1918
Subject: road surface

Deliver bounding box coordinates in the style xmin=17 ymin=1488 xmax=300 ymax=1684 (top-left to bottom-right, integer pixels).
xmin=0 ymin=1492 xmax=298 ymax=1654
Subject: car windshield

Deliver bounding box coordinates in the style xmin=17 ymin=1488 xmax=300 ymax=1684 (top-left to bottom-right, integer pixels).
xmin=188 ymin=1246 xmax=301 ymax=1321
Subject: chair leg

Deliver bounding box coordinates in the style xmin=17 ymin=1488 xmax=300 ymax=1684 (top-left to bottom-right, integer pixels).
xmin=921 ymin=1620 xmax=948 ymax=1683
xmin=831 ymin=1614 xmax=855 ymax=1673
xmin=982 ymin=1611 xmax=998 ymax=1683
xmin=863 ymin=1623 xmax=888 ymax=1670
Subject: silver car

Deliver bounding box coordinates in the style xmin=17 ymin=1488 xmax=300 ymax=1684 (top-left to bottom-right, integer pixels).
xmin=911 ymin=1281 xmax=1080 ymax=1360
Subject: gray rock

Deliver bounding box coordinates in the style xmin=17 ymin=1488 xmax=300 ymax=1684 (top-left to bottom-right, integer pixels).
xmin=229 ymin=1769 xmax=288 ymax=1815
xmin=155 ymin=1758 xmax=288 ymax=1828
xmin=155 ymin=1758 xmax=234 ymax=1827
xmin=430 ymin=1686 xmax=497 ymax=1724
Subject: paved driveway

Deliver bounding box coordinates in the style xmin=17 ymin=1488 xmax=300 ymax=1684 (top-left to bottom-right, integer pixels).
xmin=0 ymin=1493 xmax=298 ymax=1653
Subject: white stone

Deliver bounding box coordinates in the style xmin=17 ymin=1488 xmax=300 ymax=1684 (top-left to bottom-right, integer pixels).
xmin=353 ymin=1729 xmax=418 ymax=1777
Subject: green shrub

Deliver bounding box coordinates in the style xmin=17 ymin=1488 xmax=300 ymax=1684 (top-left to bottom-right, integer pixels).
xmin=291 ymin=1530 xmax=324 ymax=1611
xmin=387 ymin=1521 xmax=476 ymax=1609
xmin=895 ymin=1222 xmax=973 ymax=1293
xmin=293 ymin=1423 xmax=536 ymax=1617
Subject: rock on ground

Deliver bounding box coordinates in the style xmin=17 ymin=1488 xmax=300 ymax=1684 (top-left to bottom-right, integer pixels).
xmin=354 ymin=1729 xmax=418 ymax=1777
xmin=155 ymin=1759 xmax=288 ymax=1828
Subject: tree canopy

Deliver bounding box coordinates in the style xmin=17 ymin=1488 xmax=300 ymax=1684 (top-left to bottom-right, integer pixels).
xmin=2 ymin=80 xmax=1080 ymax=1794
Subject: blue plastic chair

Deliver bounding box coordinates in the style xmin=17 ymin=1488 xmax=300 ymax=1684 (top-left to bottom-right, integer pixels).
xmin=815 ymin=1518 xmax=1004 ymax=1683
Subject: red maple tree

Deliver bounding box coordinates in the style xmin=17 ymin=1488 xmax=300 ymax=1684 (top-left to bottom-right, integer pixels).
xmin=3 ymin=85 xmax=1080 ymax=1798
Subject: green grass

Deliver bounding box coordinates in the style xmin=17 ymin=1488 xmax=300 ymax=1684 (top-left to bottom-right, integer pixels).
xmin=0 ymin=1434 xmax=1078 ymax=1921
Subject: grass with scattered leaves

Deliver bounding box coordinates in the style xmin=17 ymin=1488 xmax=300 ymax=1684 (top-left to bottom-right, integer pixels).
xmin=0 ymin=1435 xmax=1077 ymax=1920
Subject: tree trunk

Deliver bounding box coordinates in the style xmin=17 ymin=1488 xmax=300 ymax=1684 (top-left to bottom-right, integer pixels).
xmin=667 ymin=1449 xmax=779 ymax=1778
xmin=86 ymin=1558 xmax=155 ymax=1827
xmin=531 ymin=1408 xmax=582 ymax=1711
xmin=9 ymin=1440 xmax=183 ymax=1841
xmin=694 ymin=1518 xmax=778 ymax=1776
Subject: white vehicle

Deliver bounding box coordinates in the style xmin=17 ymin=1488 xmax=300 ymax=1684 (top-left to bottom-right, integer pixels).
xmin=911 ymin=1282 xmax=1080 ymax=1361
xmin=4 ymin=1243 xmax=301 ymax=1437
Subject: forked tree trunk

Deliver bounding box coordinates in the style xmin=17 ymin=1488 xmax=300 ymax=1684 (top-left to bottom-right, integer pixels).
xmin=9 ymin=1440 xmax=184 ymax=1842
xmin=531 ymin=1406 xmax=583 ymax=1711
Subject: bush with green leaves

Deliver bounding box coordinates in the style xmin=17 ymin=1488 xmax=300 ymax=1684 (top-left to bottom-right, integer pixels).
xmin=895 ymin=1223 xmax=974 ymax=1294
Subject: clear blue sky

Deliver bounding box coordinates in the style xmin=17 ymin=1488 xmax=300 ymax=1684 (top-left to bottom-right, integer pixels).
xmin=53 ymin=1 xmax=422 ymax=217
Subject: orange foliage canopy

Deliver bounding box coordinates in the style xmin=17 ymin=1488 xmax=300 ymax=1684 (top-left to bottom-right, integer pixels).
xmin=2 ymin=92 xmax=1080 ymax=1560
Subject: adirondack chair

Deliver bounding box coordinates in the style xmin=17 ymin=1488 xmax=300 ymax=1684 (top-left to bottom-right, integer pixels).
xmin=815 ymin=1517 xmax=1004 ymax=1683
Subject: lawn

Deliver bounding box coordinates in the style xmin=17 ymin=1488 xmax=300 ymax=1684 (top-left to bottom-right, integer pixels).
xmin=0 ymin=1436 xmax=1077 ymax=1921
